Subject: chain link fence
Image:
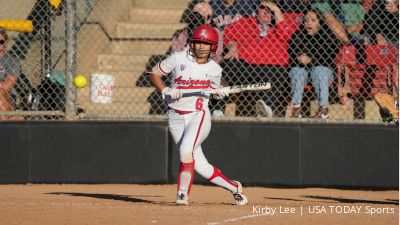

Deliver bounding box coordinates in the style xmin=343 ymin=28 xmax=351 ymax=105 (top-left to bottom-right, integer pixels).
xmin=0 ymin=0 xmax=398 ymax=123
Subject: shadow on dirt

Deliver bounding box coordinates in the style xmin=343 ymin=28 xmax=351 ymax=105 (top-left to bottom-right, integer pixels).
xmin=47 ymin=192 xmax=162 ymax=204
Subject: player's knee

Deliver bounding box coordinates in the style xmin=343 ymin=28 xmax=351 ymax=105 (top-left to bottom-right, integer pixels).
xmin=180 ymin=151 xmax=193 ymax=163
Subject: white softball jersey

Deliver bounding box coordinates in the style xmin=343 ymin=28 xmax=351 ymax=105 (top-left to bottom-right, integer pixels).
xmin=157 ymin=51 xmax=222 ymax=112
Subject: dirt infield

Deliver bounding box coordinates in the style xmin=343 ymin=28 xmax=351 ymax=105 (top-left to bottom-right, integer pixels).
xmin=0 ymin=184 xmax=397 ymax=225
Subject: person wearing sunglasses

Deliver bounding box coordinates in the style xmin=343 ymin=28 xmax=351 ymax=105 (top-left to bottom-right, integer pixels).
xmin=0 ymin=27 xmax=21 ymax=120
xmin=215 ymin=1 xmax=292 ymax=117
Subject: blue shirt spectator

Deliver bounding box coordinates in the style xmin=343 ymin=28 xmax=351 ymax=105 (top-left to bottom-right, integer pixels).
xmin=210 ymin=0 xmax=258 ymax=30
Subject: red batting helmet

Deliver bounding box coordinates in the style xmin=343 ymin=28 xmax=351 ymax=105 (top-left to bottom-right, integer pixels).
xmin=189 ymin=25 xmax=218 ymax=59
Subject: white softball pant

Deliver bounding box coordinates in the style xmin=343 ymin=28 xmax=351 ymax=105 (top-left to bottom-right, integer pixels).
xmin=168 ymin=108 xmax=238 ymax=195
xmin=168 ymin=108 xmax=213 ymax=178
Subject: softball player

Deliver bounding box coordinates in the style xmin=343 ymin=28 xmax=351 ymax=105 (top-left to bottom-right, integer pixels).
xmin=150 ymin=25 xmax=248 ymax=206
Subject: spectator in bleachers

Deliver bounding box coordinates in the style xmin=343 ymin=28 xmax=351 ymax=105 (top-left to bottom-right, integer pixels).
xmin=288 ymin=10 xmax=339 ymax=118
xmin=311 ymin=0 xmax=366 ymax=44
xmin=210 ymin=0 xmax=258 ymax=30
xmin=338 ymin=0 xmax=398 ymax=108
xmin=0 ymin=28 xmax=21 ymax=120
xmin=312 ymin=0 xmax=366 ymax=107
xmin=214 ymin=1 xmax=292 ymax=117
xmin=363 ymin=0 xmax=399 ymax=46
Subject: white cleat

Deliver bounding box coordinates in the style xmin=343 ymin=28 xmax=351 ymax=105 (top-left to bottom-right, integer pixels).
xmin=232 ymin=180 xmax=248 ymax=206
xmin=176 ymin=192 xmax=189 ymax=205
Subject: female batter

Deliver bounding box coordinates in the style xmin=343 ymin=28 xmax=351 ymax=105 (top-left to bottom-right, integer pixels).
xmin=150 ymin=25 xmax=248 ymax=206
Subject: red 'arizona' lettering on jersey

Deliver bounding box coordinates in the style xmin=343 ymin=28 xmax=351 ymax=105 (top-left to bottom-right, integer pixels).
xmin=175 ymin=76 xmax=211 ymax=89
xmin=157 ymin=51 xmax=222 ymax=111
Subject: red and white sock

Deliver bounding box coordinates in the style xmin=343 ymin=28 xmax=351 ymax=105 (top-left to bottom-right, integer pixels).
xmin=207 ymin=166 xmax=238 ymax=193
xmin=177 ymin=161 xmax=195 ymax=195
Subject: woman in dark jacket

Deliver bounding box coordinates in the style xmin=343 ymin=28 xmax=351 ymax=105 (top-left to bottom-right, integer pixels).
xmin=288 ymin=9 xmax=339 ymax=118
xmin=363 ymin=0 xmax=398 ymax=46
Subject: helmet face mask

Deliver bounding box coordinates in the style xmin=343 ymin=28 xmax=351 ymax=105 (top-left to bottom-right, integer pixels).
xmin=189 ymin=25 xmax=218 ymax=61
xmin=190 ymin=41 xmax=216 ymax=59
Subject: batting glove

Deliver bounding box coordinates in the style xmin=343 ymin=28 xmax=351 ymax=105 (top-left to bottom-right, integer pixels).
xmin=213 ymin=87 xmax=230 ymax=100
xmin=162 ymin=87 xmax=182 ymax=100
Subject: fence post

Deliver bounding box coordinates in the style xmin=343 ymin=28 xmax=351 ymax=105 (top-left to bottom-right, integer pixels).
xmin=43 ymin=0 xmax=52 ymax=78
xmin=65 ymin=0 xmax=77 ymax=120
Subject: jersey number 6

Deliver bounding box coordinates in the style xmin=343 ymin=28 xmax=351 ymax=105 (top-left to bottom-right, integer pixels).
xmin=195 ymin=98 xmax=204 ymax=110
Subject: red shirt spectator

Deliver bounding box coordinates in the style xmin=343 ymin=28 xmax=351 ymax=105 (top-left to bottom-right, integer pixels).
xmin=211 ymin=2 xmax=293 ymax=118
xmin=362 ymin=0 xmax=376 ymax=13
xmin=223 ymin=13 xmax=292 ymax=66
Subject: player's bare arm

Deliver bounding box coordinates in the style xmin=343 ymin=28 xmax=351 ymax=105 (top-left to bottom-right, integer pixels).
xmin=150 ymin=65 xmax=182 ymax=100
xmin=149 ymin=66 xmax=166 ymax=92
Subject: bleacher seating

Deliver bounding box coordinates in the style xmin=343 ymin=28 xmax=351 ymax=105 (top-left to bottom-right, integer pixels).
xmin=336 ymin=45 xmax=398 ymax=97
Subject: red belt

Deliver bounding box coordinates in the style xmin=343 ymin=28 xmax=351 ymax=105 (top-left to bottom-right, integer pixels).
xmin=169 ymin=108 xmax=194 ymax=115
